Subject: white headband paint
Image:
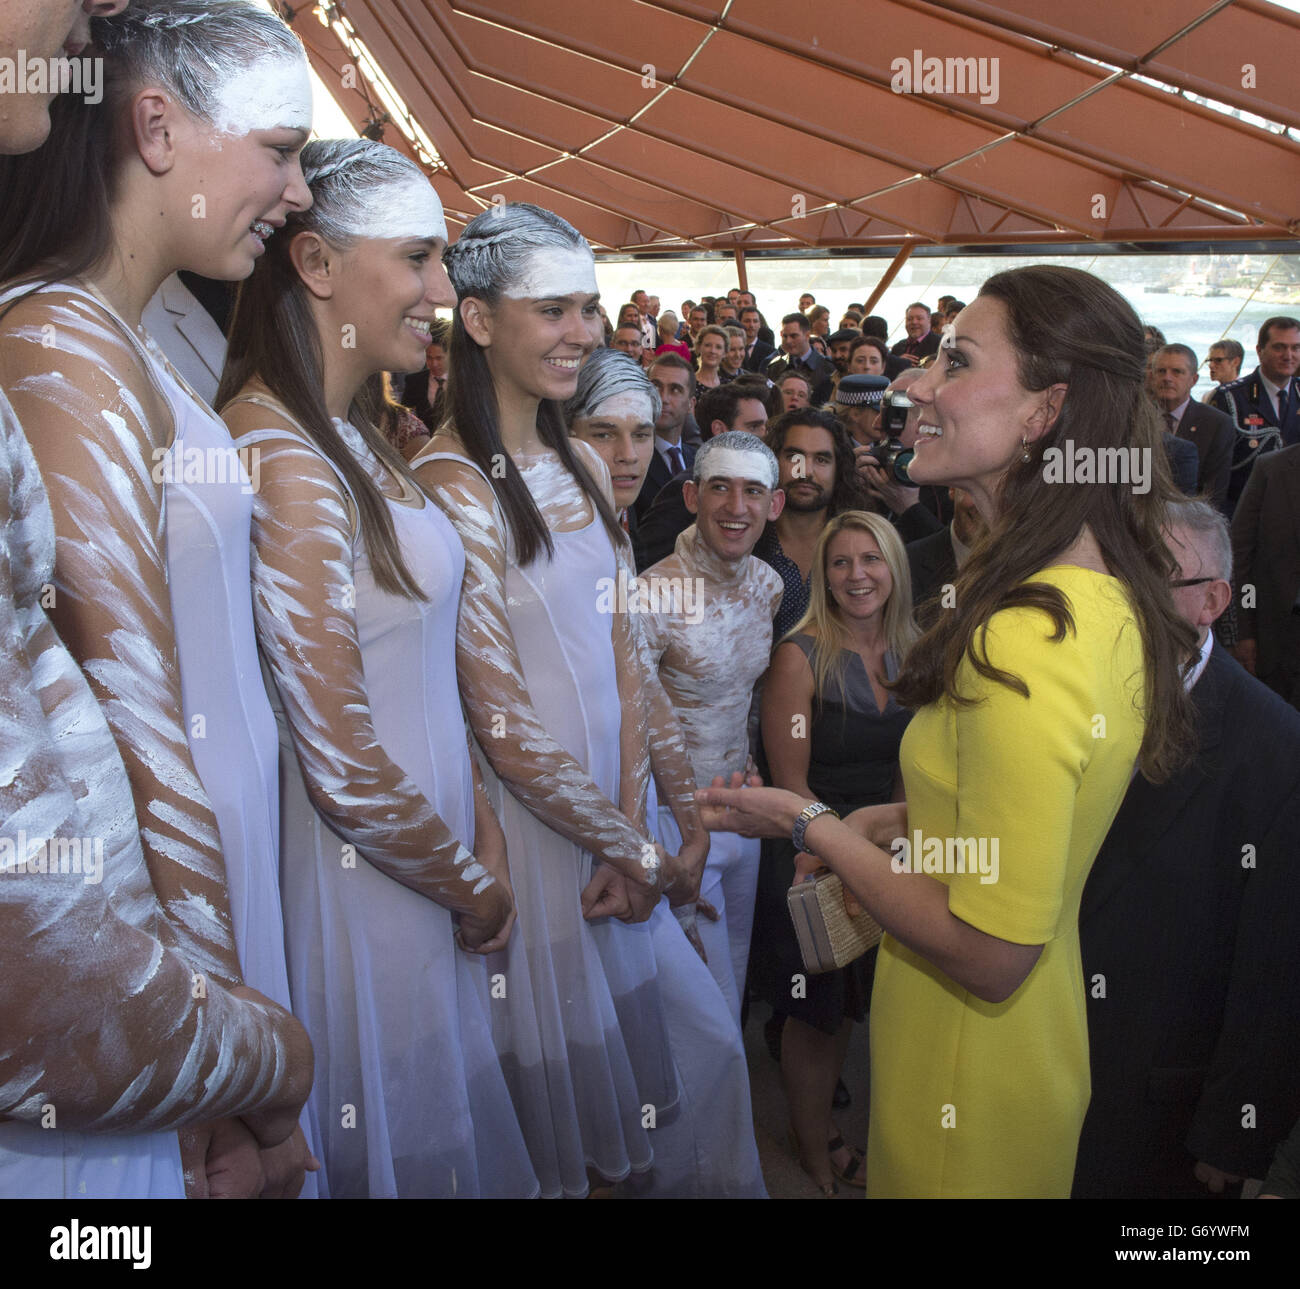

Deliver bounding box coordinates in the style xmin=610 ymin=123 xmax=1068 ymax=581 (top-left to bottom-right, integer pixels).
xmin=502 ymin=247 xmax=598 ymax=300
xmin=354 ymin=177 xmax=448 ymax=244
xmin=696 ymin=447 xmax=777 ymax=491
xmin=209 ymin=54 xmax=313 ymax=136
xmin=590 ymin=391 xmax=656 ymax=425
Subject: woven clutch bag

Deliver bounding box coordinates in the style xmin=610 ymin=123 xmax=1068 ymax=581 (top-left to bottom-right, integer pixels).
xmin=787 ymin=871 xmax=882 ymax=974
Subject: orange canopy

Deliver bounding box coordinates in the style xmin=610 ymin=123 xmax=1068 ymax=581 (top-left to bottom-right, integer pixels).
xmin=292 ymin=0 xmax=1300 ymax=252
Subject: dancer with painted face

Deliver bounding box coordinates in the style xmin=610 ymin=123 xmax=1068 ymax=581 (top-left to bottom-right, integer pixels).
xmin=636 ymin=432 xmax=784 ymax=1022
xmin=0 ymin=0 xmax=316 ymax=1198
xmin=218 ymin=139 xmax=536 ymax=1200
xmin=414 ymin=204 xmax=764 ymax=1198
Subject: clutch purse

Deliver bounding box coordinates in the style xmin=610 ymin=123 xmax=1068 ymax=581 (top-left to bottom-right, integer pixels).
xmin=787 ymin=871 xmax=882 ymax=974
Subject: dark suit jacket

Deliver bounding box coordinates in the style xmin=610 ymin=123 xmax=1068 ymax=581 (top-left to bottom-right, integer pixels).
xmin=633 ymin=439 xmax=696 ymax=523
xmin=1074 ymin=643 xmax=1300 ymax=1196
xmin=634 ymin=474 xmax=692 ymax=571
xmin=1231 ymin=443 xmax=1300 ymax=707
xmin=764 ymin=350 xmax=834 ymax=406
xmin=1210 ymin=368 xmax=1300 ymax=512
xmin=1162 ymin=430 xmax=1200 ymax=496
xmin=742 ymin=339 xmax=776 ymax=373
xmin=1173 ymin=400 xmax=1234 ymax=512
xmin=905 ymin=526 xmax=957 ymax=629
xmin=890 ymin=330 xmax=941 ymax=361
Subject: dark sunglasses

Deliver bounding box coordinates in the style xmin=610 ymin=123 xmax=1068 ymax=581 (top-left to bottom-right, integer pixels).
xmin=1170 ymin=577 xmax=1216 ymax=588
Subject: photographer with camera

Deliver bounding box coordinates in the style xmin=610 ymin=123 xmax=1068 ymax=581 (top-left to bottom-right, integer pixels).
xmin=854 ymin=369 xmax=954 ymax=542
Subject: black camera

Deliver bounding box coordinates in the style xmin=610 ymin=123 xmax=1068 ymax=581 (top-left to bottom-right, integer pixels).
xmin=866 ymin=393 xmax=916 ymax=483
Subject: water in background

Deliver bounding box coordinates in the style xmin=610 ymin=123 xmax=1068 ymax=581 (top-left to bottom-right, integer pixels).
xmin=596 ymin=252 xmax=1299 ymax=403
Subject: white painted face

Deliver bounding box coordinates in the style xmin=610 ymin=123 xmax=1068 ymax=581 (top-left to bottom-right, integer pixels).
xmin=591 ymin=391 xmax=656 ymax=424
xmin=209 ymin=53 xmax=313 ymax=136
xmin=696 ymin=447 xmax=777 ymax=491
xmin=353 ymin=176 xmax=448 ymax=244
xmin=502 ymin=246 xmax=598 ymax=300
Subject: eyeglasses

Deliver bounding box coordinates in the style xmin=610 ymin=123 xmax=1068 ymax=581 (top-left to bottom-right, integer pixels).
xmin=1170 ymin=577 xmax=1216 ymax=588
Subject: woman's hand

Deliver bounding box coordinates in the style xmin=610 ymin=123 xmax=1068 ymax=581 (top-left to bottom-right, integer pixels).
xmin=665 ymin=834 xmax=708 ymax=908
xmin=841 ymin=802 xmax=908 ymax=851
xmin=257 ymin=1123 xmax=321 ymax=1199
xmin=456 ymin=880 xmax=513 ymax=954
xmin=695 ymin=777 xmax=809 ymax=840
xmin=792 ymin=852 xmax=864 ymax=919
xmin=180 ymin=1118 xmax=266 ymax=1199
xmin=581 ymin=864 xmax=634 ymax=921
xmin=457 ymin=832 xmax=516 ymax=955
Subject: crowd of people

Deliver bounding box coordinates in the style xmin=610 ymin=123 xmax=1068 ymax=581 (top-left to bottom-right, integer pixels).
xmin=0 ymin=0 xmax=1297 ymax=1202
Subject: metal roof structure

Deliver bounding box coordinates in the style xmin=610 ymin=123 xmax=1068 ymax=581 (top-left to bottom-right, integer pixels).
xmin=289 ymin=0 xmax=1300 ymax=262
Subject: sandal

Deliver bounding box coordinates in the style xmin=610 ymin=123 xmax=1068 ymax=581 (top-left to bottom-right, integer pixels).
xmin=787 ymin=1129 xmax=841 ymax=1197
xmin=828 ymin=1134 xmax=866 ymax=1190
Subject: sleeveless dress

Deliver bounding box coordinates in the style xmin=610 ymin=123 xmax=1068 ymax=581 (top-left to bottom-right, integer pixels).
xmin=233 ymin=408 xmax=538 ymax=1199
xmin=0 ymin=281 xmax=313 ymax=1195
xmin=0 ymin=383 xmax=184 ymax=1199
xmin=421 ymin=450 xmax=765 ymax=1199
xmin=752 ymin=638 xmax=910 ymax=1034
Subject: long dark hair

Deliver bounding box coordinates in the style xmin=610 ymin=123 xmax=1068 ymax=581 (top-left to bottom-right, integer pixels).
xmin=216 ymin=138 xmax=430 ymax=599
xmin=891 ymin=265 xmax=1196 ymax=782
xmin=442 ymin=203 xmax=621 ymax=565
xmin=0 ymin=0 xmax=302 ymax=302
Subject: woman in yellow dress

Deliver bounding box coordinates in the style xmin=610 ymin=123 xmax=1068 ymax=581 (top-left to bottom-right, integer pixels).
xmin=698 ymin=265 xmax=1198 ymax=1197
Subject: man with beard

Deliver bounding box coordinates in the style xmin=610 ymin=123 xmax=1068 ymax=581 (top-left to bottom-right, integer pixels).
xmin=753 ymin=408 xmax=864 ymax=638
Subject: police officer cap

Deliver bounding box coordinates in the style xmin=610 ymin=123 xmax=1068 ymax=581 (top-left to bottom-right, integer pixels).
xmin=835 ymin=374 xmax=891 ymax=407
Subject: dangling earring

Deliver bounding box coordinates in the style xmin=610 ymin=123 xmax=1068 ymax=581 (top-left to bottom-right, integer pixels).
xmin=1021 ymin=435 xmax=1031 ymax=463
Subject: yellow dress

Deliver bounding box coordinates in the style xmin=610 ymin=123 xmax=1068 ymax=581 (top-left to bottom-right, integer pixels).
xmin=868 ymin=566 xmax=1146 ymax=1197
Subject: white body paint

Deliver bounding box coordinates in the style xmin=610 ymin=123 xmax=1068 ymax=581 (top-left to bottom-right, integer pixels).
xmin=209 ymin=54 xmax=313 ymax=136
xmin=501 ymin=247 xmax=598 ymax=300
xmin=350 ymin=176 xmax=448 ymax=244
xmin=693 ymin=446 xmax=778 ymax=491
xmin=588 ymin=391 xmax=655 ymax=425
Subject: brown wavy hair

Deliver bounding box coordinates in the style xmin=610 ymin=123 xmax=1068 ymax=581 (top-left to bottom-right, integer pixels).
xmin=891 ymin=266 xmax=1197 ymax=783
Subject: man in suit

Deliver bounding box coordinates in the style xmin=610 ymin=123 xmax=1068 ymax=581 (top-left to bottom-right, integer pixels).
xmin=1074 ymin=498 xmax=1300 ymax=1198
xmin=1162 ymin=431 xmax=1200 ymax=496
xmin=736 ymin=293 xmax=775 ymax=347
xmin=634 ymin=353 xmax=697 ymax=522
xmin=764 ymin=313 xmax=834 ymax=406
xmin=141 ymin=271 xmax=229 ymax=406
xmin=1209 ymin=315 xmax=1300 ymax=511
xmin=1231 ymin=442 xmax=1300 ymax=709
xmin=889 ymin=302 xmax=940 ymax=366
xmin=740 ymin=307 xmax=775 ymax=373
xmin=1148 ymin=344 xmax=1233 ymax=511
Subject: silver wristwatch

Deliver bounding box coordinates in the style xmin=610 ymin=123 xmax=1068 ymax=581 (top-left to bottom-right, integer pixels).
xmin=792 ymin=802 xmax=840 ymax=855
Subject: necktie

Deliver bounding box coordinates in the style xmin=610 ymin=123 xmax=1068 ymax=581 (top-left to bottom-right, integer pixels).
xmin=1164 ymin=411 xmax=1177 ymax=435
xmin=1278 ymin=386 xmax=1290 ymax=425
xmin=667 ymin=445 xmax=684 ymax=475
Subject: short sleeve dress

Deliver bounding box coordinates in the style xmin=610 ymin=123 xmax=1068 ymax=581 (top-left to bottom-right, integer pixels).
xmin=868 ymin=566 xmax=1146 ymax=1197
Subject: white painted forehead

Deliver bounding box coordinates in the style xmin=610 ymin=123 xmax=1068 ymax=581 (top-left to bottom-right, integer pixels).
xmin=501 ymin=246 xmax=598 ymax=300
xmin=590 ymin=391 xmax=655 ymax=423
xmin=209 ymin=53 xmax=313 ymax=137
xmin=354 ymin=176 xmax=448 ymax=244
xmin=696 ymin=447 xmax=777 ymax=490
